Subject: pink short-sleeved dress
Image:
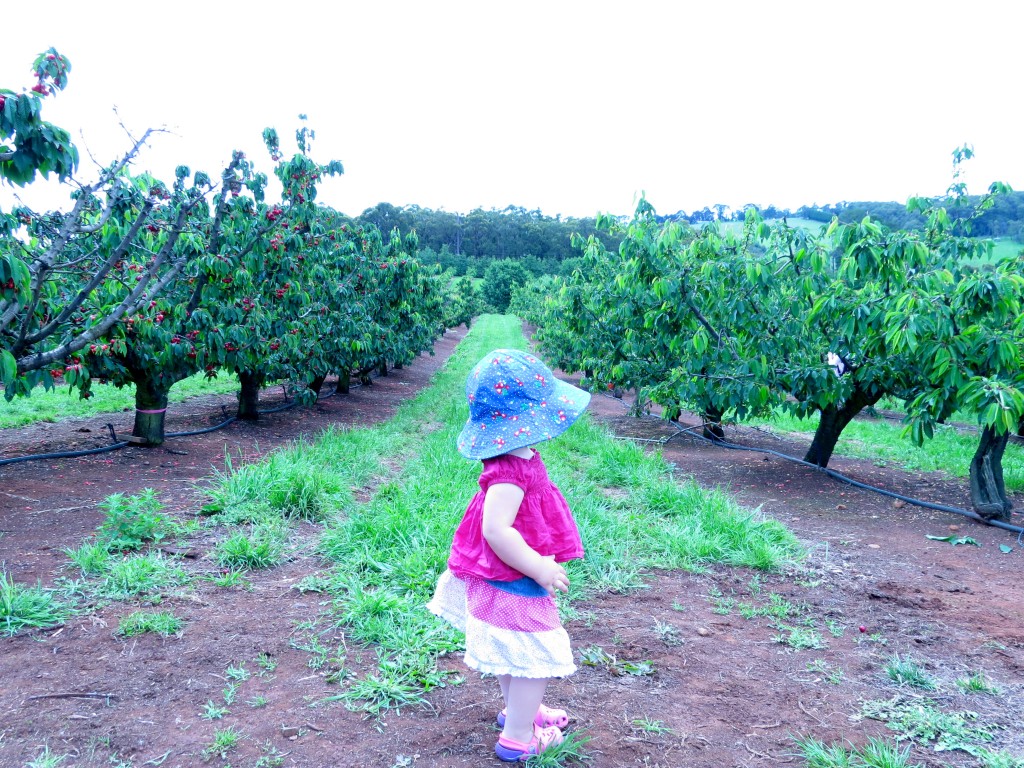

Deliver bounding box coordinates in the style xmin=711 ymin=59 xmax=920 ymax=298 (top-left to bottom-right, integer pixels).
xmin=427 ymin=450 xmax=583 ymax=678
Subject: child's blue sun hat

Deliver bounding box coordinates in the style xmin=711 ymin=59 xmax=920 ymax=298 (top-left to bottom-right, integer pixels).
xmin=457 ymin=348 xmax=591 ymax=460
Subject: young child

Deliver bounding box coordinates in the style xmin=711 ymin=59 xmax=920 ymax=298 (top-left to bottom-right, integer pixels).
xmin=428 ymin=348 xmax=591 ymax=762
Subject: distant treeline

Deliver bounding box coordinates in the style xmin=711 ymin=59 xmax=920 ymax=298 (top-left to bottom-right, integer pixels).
xmin=666 ymin=191 xmax=1024 ymax=239
xmin=351 ymin=192 xmax=1024 ymax=278
xmin=353 ymin=203 xmax=620 ymax=276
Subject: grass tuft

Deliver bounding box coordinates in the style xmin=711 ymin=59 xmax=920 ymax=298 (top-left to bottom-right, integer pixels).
xmin=117 ymin=610 xmax=183 ymax=637
xmin=214 ymin=521 xmax=289 ymax=570
xmin=0 ymin=571 xmax=67 ymax=636
xmin=884 ymin=655 xmax=936 ymax=690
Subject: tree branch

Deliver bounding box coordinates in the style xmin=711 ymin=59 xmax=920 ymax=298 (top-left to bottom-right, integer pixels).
xmin=21 ymin=199 xmax=156 ymax=346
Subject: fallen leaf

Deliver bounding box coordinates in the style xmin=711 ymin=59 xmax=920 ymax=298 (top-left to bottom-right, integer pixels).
xmin=926 ymin=534 xmax=980 ymax=547
xmin=999 ymin=544 xmax=1013 ymax=554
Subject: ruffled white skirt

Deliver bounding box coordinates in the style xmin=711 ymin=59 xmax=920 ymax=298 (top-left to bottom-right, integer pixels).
xmin=427 ymin=569 xmax=576 ymax=679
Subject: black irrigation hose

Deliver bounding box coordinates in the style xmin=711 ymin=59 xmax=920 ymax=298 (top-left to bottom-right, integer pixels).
xmin=601 ymin=392 xmax=1024 ymax=538
xmin=0 ymin=440 xmax=131 ymax=467
xmin=703 ymin=434 xmax=1024 ymax=537
xmin=165 ymin=415 xmax=238 ymax=438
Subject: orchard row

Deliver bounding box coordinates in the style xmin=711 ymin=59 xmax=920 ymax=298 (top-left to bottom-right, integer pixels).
xmin=1 ymin=50 xmax=476 ymax=445
xmin=513 ymin=169 xmax=1024 ymax=523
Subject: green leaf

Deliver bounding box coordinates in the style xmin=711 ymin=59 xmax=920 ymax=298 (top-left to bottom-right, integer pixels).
xmin=693 ymin=329 xmax=708 ymax=355
xmin=926 ymin=534 xmax=979 ymax=547
xmin=0 ymin=349 xmax=16 ymax=385
xmin=999 ymin=544 xmax=1013 ymax=554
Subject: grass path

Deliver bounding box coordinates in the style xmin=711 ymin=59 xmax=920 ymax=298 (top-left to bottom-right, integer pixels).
xmin=203 ymin=314 xmax=799 ymax=719
xmin=11 ymin=315 xmax=1019 ymax=766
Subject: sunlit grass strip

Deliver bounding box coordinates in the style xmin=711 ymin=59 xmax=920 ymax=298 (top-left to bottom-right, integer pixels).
xmin=747 ymin=410 xmax=1024 ymax=492
xmin=0 ymin=371 xmax=240 ymax=429
xmin=0 ymin=571 xmax=68 ymax=635
xmin=315 ymin=314 xmax=799 ymax=715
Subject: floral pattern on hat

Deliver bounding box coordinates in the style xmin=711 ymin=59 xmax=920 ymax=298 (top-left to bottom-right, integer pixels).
xmin=457 ymin=348 xmax=591 ymax=460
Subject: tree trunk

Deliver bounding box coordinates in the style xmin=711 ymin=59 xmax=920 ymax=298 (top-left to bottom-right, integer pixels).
xmin=237 ymin=371 xmax=264 ymax=421
xmin=702 ymin=408 xmax=725 ymax=440
xmin=803 ymin=387 xmax=882 ymax=468
xmin=336 ymin=370 xmax=351 ymax=394
xmin=132 ymin=374 xmax=171 ymax=446
xmin=393 ymin=361 xmax=403 ymax=370
xmin=378 ymin=360 xmax=388 ymax=377
xmin=308 ymin=374 xmax=327 ymax=398
xmin=969 ymin=426 xmax=1013 ymax=521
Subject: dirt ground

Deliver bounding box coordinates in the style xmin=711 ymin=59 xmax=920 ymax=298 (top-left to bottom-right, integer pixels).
xmin=1 ymin=326 xmax=1022 ymax=768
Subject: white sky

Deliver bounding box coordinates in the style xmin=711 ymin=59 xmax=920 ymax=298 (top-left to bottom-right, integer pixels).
xmin=2 ymin=1 xmax=1021 ymax=219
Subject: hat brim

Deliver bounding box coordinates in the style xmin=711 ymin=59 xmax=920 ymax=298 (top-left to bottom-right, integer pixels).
xmin=457 ymin=376 xmax=591 ymax=460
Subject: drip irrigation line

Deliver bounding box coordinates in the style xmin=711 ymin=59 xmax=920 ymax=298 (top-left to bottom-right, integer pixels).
xmin=0 ymin=441 xmax=131 ymax=467
xmin=701 ymin=433 xmax=1024 ymax=535
xmin=165 ymin=415 xmax=238 ymax=438
xmin=598 ymin=391 xmax=1024 ymax=536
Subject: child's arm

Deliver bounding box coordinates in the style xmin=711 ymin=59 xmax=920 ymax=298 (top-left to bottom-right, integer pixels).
xmin=481 ymin=482 xmax=569 ymax=597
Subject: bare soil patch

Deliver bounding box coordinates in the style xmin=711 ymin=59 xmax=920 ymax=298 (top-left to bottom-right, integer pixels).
xmin=1 ymin=328 xmax=1022 ymax=768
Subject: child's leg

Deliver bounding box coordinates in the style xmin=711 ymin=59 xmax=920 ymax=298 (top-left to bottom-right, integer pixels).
xmin=497 ymin=674 xmax=511 ymax=706
xmin=501 ymin=676 xmax=549 ymax=744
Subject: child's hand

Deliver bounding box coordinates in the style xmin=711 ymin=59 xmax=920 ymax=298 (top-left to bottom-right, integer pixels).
xmin=535 ymin=556 xmax=569 ymax=597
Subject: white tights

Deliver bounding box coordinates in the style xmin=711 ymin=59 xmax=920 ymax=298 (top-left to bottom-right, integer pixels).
xmin=497 ymin=674 xmax=549 ymax=744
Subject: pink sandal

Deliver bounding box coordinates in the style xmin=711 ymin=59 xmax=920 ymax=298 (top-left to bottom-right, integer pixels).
xmin=496 ymin=703 xmax=569 ymax=729
xmin=495 ymin=724 xmax=564 ymax=762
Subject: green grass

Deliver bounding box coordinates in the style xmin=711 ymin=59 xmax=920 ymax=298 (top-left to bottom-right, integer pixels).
xmin=748 ymin=409 xmax=1024 ymax=492
xmin=97 ymin=552 xmax=190 ymax=599
xmin=202 ymin=430 xmax=385 ymax=523
xmin=204 ymin=726 xmax=243 ymax=759
xmin=884 ymin=655 xmax=936 ymax=690
xmin=0 ymin=571 xmax=68 ymax=635
xmin=964 ymin=236 xmax=1024 ymax=266
xmin=245 ymin=313 xmax=801 ymax=715
xmin=794 ymin=735 xmax=921 ymax=768
xmin=65 ymin=541 xmax=113 ymax=576
xmin=24 ymin=746 xmax=72 ymax=768
xmin=0 ymin=371 xmax=240 ymax=429
xmin=116 ymin=610 xmax=183 ymax=637
xmin=214 ymin=521 xmax=289 ymax=570
xmin=955 ymin=672 xmax=1002 ymax=696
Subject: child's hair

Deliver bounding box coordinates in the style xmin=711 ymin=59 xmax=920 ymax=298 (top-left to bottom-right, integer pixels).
xmin=456 ymin=348 xmax=591 ymax=460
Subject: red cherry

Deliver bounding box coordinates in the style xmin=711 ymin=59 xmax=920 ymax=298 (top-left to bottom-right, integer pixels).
xmin=859 ymin=626 xmax=867 ymax=633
